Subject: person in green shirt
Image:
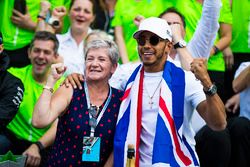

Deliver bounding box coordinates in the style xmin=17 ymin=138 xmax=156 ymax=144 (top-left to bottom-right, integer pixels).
xmin=0 ymin=0 xmax=65 ymax=67
xmin=173 ymin=0 xmax=232 ymax=103
xmin=0 ymin=31 xmax=63 ymax=167
xmin=112 ymin=0 xmax=171 ymax=64
xmin=224 ymin=0 xmax=250 ymax=103
xmin=230 ymin=0 xmax=250 ymax=66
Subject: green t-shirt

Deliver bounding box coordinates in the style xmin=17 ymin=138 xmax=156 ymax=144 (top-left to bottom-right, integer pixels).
xmin=230 ymin=0 xmax=250 ymax=53
xmin=0 ymin=0 xmax=64 ymax=50
xmin=175 ymin=0 xmax=232 ymax=72
xmin=7 ymin=65 xmax=64 ymax=142
xmin=61 ymin=0 xmax=71 ymax=34
xmin=112 ymin=0 xmax=169 ymax=62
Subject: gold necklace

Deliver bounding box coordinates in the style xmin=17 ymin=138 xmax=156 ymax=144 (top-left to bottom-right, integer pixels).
xmin=144 ymin=79 xmax=162 ymax=109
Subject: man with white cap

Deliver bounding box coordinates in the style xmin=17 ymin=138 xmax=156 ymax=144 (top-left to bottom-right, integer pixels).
xmin=113 ymin=17 xmax=226 ymax=167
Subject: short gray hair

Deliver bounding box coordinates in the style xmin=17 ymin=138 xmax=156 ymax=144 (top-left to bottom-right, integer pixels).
xmin=85 ymin=30 xmax=113 ymax=42
xmin=84 ymin=39 xmax=119 ymax=65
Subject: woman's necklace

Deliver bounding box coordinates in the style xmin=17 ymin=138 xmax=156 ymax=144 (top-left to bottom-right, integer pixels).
xmin=144 ymin=79 xmax=162 ymax=109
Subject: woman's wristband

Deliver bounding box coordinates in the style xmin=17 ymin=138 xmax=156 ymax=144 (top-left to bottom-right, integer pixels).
xmin=213 ymin=45 xmax=220 ymax=55
xmin=37 ymin=15 xmax=46 ymax=21
xmin=34 ymin=141 xmax=45 ymax=152
xmin=43 ymin=85 xmax=54 ymax=93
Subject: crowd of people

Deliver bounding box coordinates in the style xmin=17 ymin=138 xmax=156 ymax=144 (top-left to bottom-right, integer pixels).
xmin=0 ymin=0 xmax=249 ymax=166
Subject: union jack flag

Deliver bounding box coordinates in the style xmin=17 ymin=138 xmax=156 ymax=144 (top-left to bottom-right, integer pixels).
xmin=114 ymin=61 xmax=199 ymax=167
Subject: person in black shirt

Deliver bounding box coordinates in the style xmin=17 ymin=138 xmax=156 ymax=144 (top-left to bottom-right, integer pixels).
xmin=0 ymin=33 xmax=24 ymax=135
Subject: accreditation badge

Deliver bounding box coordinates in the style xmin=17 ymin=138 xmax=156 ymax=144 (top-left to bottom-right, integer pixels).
xmin=82 ymin=136 xmax=101 ymax=162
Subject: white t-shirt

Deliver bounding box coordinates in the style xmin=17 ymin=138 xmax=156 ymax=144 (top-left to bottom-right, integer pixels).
xmin=235 ymin=62 xmax=250 ymax=120
xmin=140 ymin=71 xmax=162 ymax=166
xmin=138 ymin=69 xmax=205 ymax=166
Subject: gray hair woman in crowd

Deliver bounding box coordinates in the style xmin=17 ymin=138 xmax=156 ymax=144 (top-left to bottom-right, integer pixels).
xmin=32 ymin=39 xmax=123 ymax=166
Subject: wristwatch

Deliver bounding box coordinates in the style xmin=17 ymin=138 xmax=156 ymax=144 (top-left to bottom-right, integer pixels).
xmin=34 ymin=141 xmax=45 ymax=152
xmin=203 ymin=84 xmax=217 ymax=96
xmin=174 ymin=40 xmax=187 ymax=49
xmin=47 ymin=17 xmax=60 ymax=27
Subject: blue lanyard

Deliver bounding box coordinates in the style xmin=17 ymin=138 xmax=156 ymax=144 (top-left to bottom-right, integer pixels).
xmin=84 ymin=82 xmax=112 ymax=137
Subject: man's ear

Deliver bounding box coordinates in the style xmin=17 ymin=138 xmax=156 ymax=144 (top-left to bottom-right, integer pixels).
xmin=168 ymin=41 xmax=173 ymax=50
xmin=164 ymin=41 xmax=173 ymax=55
xmin=28 ymin=47 xmax=32 ymax=59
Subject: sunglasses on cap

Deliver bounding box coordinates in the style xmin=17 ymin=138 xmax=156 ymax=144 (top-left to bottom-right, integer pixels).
xmin=88 ymin=105 xmax=99 ymax=129
xmin=137 ymin=34 xmax=164 ymax=46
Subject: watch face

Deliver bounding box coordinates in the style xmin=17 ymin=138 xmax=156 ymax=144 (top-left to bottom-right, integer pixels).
xmin=179 ymin=40 xmax=187 ymax=47
xmin=174 ymin=40 xmax=187 ymax=49
xmin=204 ymin=84 xmax=217 ymax=96
xmin=211 ymin=85 xmax=217 ymax=94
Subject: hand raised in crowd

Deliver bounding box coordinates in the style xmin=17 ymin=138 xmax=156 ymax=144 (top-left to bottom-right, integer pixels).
xmin=134 ymin=15 xmax=145 ymax=28
xmin=190 ymin=58 xmax=212 ymax=88
xmin=63 ymin=73 xmax=84 ymax=90
xmin=46 ymin=63 xmax=67 ymax=90
xmin=39 ymin=1 xmax=51 ymax=17
xmin=50 ymin=63 xmax=66 ymax=81
xmin=52 ymin=6 xmax=67 ymax=21
xmin=170 ymin=23 xmax=184 ymax=44
xmin=22 ymin=144 xmax=41 ymax=167
xmin=225 ymin=94 xmax=240 ymax=113
xmin=11 ymin=8 xmax=36 ymax=31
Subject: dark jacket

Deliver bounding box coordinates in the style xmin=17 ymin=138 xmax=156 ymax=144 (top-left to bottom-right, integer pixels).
xmin=0 ymin=51 xmax=24 ymax=132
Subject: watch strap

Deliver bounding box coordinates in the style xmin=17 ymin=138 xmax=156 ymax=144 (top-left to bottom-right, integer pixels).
xmin=203 ymin=84 xmax=217 ymax=96
xmin=174 ymin=40 xmax=186 ymax=49
xmin=213 ymin=45 xmax=220 ymax=55
xmin=174 ymin=42 xmax=180 ymax=49
xmin=43 ymin=85 xmax=54 ymax=93
xmin=34 ymin=141 xmax=44 ymax=152
xmin=37 ymin=15 xmax=46 ymax=20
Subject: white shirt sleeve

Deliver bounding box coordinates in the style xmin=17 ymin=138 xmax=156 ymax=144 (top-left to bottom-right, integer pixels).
xmin=109 ymin=62 xmax=140 ymax=90
xmin=184 ymin=71 xmax=207 ymax=133
xmin=184 ymin=71 xmax=206 ymax=109
xmin=187 ymin=0 xmax=221 ymax=59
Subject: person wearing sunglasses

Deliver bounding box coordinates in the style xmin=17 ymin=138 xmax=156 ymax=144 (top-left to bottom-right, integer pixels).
xmin=32 ymin=39 xmax=123 ymax=166
xmin=113 ymin=17 xmax=226 ymax=167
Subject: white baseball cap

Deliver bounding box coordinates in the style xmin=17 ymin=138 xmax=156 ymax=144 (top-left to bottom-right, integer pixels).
xmin=133 ymin=17 xmax=172 ymax=42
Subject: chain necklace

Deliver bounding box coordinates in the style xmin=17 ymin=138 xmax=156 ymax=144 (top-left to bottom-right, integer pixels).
xmin=144 ymin=79 xmax=162 ymax=109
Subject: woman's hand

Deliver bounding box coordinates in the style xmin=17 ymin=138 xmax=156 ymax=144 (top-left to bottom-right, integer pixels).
xmin=52 ymin=6 xmax=67 ymax=21
xmin=46 ymin=63 xmax=66 ymax=88
xmin=51 ymin=63 xmax=66 ymax=80
xmin=39 ymin=1 xmax=51 ymax=17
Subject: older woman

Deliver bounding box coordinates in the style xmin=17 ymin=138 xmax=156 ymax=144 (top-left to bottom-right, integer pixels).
xmin=32 ymin=40 xmax=123 ymax=166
